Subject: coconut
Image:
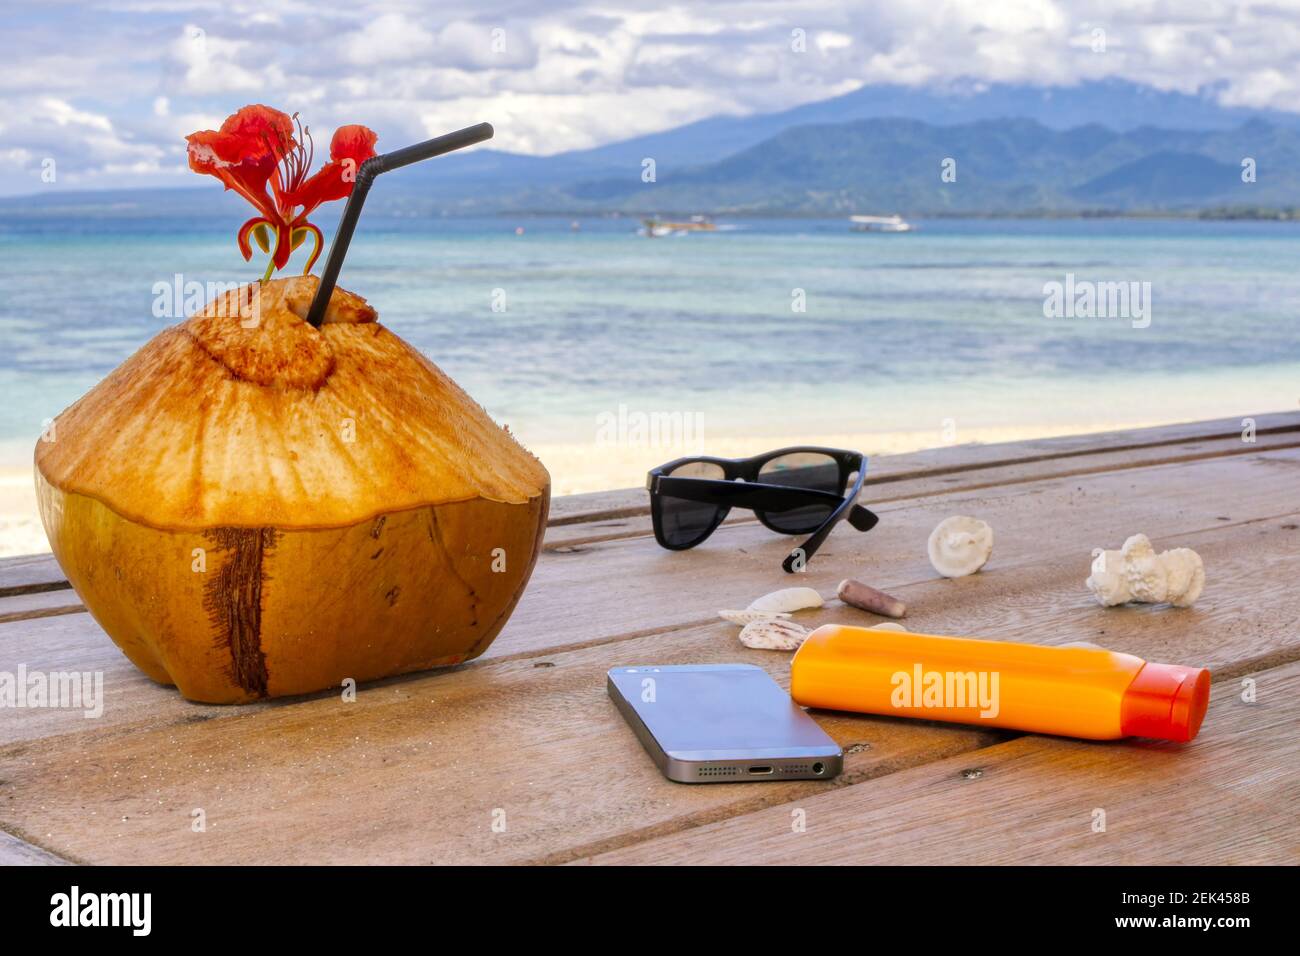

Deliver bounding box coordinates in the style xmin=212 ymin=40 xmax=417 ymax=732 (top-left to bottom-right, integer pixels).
xmin=34 ymin=276 xmax=550 ymax=703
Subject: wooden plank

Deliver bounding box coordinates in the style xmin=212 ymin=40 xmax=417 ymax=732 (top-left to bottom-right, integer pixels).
xmin=4 ymin=448 xmax=1300 ymax=744
xmin=2 ymin=421 xmax=1289 ymax=863
xmin=545 ymin=411 xmax=1300 ymax=525
xmin=0 ymin=623 xmax=1004 ymax=865
xmin=492 ymin=447 xmax=1300 ymax=662
xmin=0 ymin=590 xmax=84 ymax=624
xmin=858 ymin=410 xmax=1299 ymax=488
xmin=5 ymin=417 xmax=1294 ymax=622
xmin=580 ymin=661 xmax=1300 ymax=866
xmin=2 ymin=510 xmax=1296 ymax=865
xmin=544 ymin=426 xmax=1300 ymax=548
xmin=0 ymin=554 xmax=67 ymax=597
xmin=7 ymin=411 xmax=1297 ymax=582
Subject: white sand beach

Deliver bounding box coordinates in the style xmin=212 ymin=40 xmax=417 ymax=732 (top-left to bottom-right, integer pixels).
xmin=0 ymin=419 xmax=1167 ymax=558
xmin=0 ymin=468 xmax=41 ymax=559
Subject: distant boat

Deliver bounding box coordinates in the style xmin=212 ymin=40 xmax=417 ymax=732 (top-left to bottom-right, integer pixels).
xmin=849 ymin=214 xmax=913 ymax=233
xmin=640 ymin=215 xmax=717 ymax=237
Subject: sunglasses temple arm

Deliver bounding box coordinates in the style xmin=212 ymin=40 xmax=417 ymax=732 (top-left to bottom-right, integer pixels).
xmin=782 ymin=504 xmax=878 ymax=573
xmin=784 ymin=528 xmax=828 ymax=572
xmin=782 ymin=511 xmax=847 ymax=572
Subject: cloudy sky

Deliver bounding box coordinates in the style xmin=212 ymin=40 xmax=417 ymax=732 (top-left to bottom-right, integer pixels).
xmin=2 ymin=0 xmax=1299 ymax=195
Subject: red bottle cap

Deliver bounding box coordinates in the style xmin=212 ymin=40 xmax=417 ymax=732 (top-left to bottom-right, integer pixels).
xmin=1120 ymin=662 xmax=1211 ymax=742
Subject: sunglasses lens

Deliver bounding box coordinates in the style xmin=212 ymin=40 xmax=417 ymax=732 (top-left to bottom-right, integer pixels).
xmin=658 ymin=461 xmax=727 ymax=547
xmin=757 ymin=452 xmax=844 ymax=533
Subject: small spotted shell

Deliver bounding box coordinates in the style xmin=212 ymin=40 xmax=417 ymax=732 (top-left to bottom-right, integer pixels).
xmin=738 ymin=619 xmax=811 ymax=651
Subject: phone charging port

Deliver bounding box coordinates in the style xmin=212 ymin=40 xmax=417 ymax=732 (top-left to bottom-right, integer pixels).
xmin=748 ymin=766 xmax=774 ymax=775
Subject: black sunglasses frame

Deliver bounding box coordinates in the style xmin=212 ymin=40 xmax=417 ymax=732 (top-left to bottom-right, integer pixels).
xmin=646 ymin=446 xmax=879 ymax=573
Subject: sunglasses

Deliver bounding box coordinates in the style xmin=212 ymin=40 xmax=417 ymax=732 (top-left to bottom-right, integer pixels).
xmin=647 ymin=447 xmax=879 ymax=573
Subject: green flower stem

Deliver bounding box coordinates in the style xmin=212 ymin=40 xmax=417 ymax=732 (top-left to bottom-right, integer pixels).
xmin=261 ymin=225 xmax=280 ymax=281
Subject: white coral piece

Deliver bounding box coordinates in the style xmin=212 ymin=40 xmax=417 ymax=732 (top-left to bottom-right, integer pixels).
xmin=1086 ymin=534 xmax=1204 ymax=608
xmin=927 ymin=516 xmax=994 ymax=578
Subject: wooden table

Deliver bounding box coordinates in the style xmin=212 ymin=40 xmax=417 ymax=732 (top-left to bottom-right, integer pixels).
xmin=3 ymin=413 xmax=1298 ymax=866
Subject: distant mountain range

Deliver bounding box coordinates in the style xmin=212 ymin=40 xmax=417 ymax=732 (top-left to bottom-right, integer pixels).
xmin=554 ymin=117 xmax=1299 ymax=215
xmin=4 ymin=79 xmax=1298 ymax=218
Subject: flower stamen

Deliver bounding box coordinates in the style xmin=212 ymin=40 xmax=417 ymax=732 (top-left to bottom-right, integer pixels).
xmin=186 ymin=105 xmax=376 ymax=279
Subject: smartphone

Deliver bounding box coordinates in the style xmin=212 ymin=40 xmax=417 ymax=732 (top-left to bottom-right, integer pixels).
xmin=607 ymin=663 xmax=843 ymax=783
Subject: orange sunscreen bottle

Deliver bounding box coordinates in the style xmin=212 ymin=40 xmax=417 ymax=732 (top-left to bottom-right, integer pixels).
xmin=790 ymin=625 xmax=1211 ymax=742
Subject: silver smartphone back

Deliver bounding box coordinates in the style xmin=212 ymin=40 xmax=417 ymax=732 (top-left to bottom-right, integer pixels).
xmin=607 ymin=663 xmax=843 ymax=783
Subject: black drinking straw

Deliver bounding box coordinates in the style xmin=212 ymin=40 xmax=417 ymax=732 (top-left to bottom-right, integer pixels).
xmin=304 ymin=122 xmax=495 ymax=327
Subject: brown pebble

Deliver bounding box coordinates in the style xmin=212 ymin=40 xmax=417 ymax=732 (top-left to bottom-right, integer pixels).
xmin=837 ymin=578 xmax=907 ymax=619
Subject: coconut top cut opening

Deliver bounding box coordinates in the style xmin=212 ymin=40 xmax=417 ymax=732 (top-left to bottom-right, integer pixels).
xmin=35 ymin=276 xmax=549 ymax=531
xmin=185 ymin=276 xmax=372 ymax=389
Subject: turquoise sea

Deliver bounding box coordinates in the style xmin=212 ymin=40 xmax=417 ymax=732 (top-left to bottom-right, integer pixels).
xmin=1 ymin=215 xmax=1298 ymax=468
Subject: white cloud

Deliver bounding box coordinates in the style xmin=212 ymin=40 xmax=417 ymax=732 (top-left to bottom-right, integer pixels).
xmin=3 ymin=0 xmax=1300 ymax=194
xmin=339 ymin=13 xmax=438 ymax=65
xmin=417 ymin=86 xmax=730 ymax=154
xmin=815 ymin=31 xmax=853 ymax=53
xmin=0 ymin=96 xmax=166 ymax=192
xmin=172 ymin=22 xmax=283 ymax=94
xmin=339 ymin=15 xmax=538 ymax=71
xmin=1219 ymin=68 xmax=1294 ymax=109
xmin=37 ymin=97 xmax=114 ymax=132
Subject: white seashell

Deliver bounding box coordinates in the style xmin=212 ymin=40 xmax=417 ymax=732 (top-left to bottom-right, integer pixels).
xmin=1086 ymin=534 xmax=1204 ymax=608
xmin=747 ymin=587 xmax=824 ymax=614
xmin=864 ymin=622 xmax=909 ymax=633
xmin=928 ymin=516 xmax=994 ymax=578
xmin=738 ymin=619 xmax=811 ymax=651
xmin=718 ymin=609 xmax=792 ymax=626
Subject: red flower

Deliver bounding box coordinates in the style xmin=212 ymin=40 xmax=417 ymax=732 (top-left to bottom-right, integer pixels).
xmin=187 ymin=105 xmax=377 ymax=279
